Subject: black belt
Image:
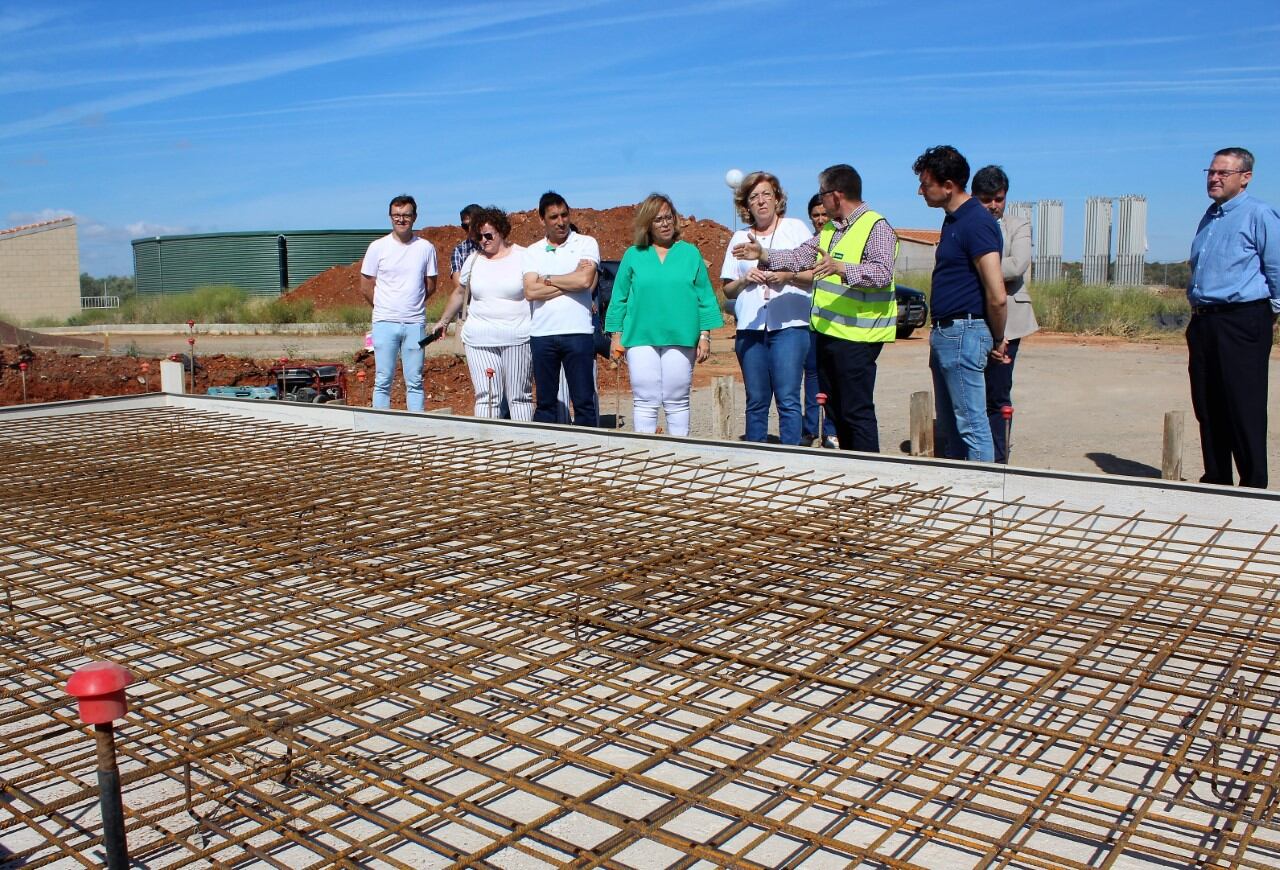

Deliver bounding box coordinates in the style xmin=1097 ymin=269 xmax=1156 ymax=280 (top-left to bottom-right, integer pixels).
xmin=1190 ymin=298 xmax=1269 ymax=316
xmin=933 ymin=313 xmax=983 ymax=328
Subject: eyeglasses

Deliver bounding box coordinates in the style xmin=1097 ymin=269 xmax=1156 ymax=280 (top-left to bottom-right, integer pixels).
xmin=1204 ymin=168 xmax=1247 ymax=178
xmin=747 ymin=191 xmax=775 ymax=204
xmin=652 ymin=214 xmax=675 ymax=226
xmin=818 ymin=188 xmax=836 ymax=199
xmin=390 ymin=213 xmax=416 ymax=223
xmin=478 ymin=231 xmax=496 ymax=241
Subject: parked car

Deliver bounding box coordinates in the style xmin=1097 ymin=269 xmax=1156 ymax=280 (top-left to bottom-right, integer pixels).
xmin=895 ymin=286 xmax=928 ymax=339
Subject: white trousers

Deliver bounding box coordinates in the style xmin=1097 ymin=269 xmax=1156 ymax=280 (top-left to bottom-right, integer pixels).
xmin=626 ymin=345 xmax=695 ymax=436
xmin=465 ymin=343 xmax=534 ymax=421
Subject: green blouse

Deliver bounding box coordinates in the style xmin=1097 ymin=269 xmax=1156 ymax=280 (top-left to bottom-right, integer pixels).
xmin=604 ymin=240 xmax=724 ymax=347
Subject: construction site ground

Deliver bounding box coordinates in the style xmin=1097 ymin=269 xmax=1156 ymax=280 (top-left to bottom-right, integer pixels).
xmin=2 ymin=328 xmax=1278 ymax=489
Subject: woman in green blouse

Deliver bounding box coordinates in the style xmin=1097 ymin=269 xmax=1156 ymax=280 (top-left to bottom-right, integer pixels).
xmin=605 ymin=193 xmax=724 ymax=436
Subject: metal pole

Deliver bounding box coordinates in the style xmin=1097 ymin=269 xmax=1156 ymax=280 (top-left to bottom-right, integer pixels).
xmin=94 ymin=722 xmax=129 ymax=870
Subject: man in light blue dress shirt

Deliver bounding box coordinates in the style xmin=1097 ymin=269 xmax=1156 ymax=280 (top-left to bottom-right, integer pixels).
xmin=1186 ymin=147 xmax=1280 ymax=488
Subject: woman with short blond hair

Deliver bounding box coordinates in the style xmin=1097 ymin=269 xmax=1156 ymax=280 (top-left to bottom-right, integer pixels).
xmin=605 ymin=194 xmax=723 ymax=436
xmin=720 ymin=171 xmax=814 ymax=444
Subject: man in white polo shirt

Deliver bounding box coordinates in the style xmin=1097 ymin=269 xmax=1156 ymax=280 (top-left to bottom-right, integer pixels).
xmin=522 ymin=191 xmax=600 ymax=426
xmin=360 ymin=194 xmax=438 ymax=412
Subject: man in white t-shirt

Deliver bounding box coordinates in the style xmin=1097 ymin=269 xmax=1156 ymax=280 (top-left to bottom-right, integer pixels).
xmin=521 ymin=191 xmax=600 ymax=426
xmin=360 ymin=194 xmax=438 ymax=412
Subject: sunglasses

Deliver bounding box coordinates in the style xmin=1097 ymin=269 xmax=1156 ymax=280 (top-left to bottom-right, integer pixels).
xmin=478 ymin=231 xmax=496 ymax=241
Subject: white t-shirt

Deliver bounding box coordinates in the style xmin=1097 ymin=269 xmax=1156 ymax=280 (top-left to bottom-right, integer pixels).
xmin=721 ymin=217 xmax=814 ymax=331
xmin=460 ymin=245 xmax=531 ymax=347
xmin=361 ymin=233 xmax=438 ymax=323
xmin=520 ymin=231 xmax=600 ymax=336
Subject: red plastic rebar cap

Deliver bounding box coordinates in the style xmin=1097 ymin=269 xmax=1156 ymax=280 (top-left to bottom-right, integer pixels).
xmin=1001 ymin=405 xmax=1014 ymax=420
xmin=65 ymin=661 xmax=134 ymax=724
xmin=186 ymin=319 xmax=195 ymax=328
xmin=140 ymin=362 xmax=150 ymax=372
xmin=816 ymin=392 xmax=827 ymax=406
xmin=187 ymin=337 xmax=195 ymax=346
xmin=18 ymin=362 xmax=27 ymax=371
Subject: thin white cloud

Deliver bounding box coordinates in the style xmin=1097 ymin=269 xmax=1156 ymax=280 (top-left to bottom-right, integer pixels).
xmin=0 ymin=8 xmax=66 ymax=37
xmin=0 ymin=2 xmax=584 ymax=139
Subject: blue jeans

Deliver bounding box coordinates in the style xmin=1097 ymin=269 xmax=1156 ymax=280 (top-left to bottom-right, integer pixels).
xmin=372 ymin=320 xmax=425 ymax=412
xmin=984 ymin=337 xmax=1021 ymax=464
xmin=734 ymin=326 xmax=809 ymax=444
xmin=930 ymin=317 xmax=994 ymax=461
xmin=803 ymin=330 xmax=837 ymax=441
xmin=531 ymin=333 xmax=598 ymax=426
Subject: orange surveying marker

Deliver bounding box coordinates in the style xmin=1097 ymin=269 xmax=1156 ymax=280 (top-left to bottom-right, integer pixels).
xmin=1002 ymin=404 xmax=1014 ymax=463
xmin=485 ymin=368 xmax=495 ymax=418
xmin=816 ymin=392 xmax=828 ymax=447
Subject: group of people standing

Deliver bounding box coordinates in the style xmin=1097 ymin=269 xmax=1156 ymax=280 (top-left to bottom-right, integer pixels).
xmin=360 ymin=190 xmax=723 ymax=437
xmin=359 ymin=143 xmax=1276 ymax=488
xmin=728 ymin=149 xmax=1036 ymax=464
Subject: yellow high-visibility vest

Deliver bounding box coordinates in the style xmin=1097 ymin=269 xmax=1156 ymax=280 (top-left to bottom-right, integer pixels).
xmin=811 ymin=210 xmax=898 ymax=343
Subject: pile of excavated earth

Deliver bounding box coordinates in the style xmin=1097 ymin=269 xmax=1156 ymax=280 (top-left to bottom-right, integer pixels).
xmin=283 ymin=204 xmax=735 ymax=309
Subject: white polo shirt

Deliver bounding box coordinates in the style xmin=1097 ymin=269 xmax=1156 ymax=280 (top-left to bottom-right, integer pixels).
xmin=361 ymin=234 xmax=438 ymax=323
xmin=520 ymin=231 xmax=600 ymax=336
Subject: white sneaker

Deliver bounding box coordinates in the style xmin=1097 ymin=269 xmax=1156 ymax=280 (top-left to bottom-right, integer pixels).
xmin=822 ymin=435 xmax=840 ymax=449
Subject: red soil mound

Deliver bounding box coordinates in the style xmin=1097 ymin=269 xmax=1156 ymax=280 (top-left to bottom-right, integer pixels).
xmin=284 ymin=204 xmax=733 ymax=310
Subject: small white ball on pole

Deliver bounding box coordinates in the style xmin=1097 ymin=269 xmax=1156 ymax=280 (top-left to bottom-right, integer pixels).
xmin=724 ymin=168 xmax=744 ymax=189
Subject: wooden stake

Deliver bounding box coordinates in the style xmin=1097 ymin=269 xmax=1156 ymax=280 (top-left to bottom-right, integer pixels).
xmin=711 ymin=376 xmax=734 ymax=441
xmin=1162 ymin=410 xmax=1184 ymax=481
xmin=910 ymin=390 xmax=933 ymax=456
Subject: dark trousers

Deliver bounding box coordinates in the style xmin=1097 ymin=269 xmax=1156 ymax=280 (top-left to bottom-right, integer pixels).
xmin=531 ymin=333 xmax=598 ymax=427
xmin=984 ymin=337 xmax=1021 ymax=464
xmin=1186 ymin=301 xmax=1274 ymax=488
xmin=816 ymin=333 xmax=882 ymax=452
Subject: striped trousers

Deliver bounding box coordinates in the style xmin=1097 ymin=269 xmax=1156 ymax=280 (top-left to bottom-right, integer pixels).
xmin=464 ymin=343 xmax=534 ymax=421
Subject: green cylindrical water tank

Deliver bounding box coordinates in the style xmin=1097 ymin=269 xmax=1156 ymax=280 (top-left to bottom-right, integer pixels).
xmin=131 ymin=229 xmax=387 ymax=295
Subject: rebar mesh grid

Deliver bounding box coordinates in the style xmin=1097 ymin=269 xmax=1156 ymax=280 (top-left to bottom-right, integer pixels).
xmin=2 ymin=406 xmax=1280 ymax=869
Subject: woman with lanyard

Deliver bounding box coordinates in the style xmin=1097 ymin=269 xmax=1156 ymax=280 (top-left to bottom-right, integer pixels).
xmin=605 ymin=193 xmax=723 ymax=436
xmin=431 ymin=206 xmax=533 ymax=419
xmin=720 ymin=171 xmax=815 ymax=444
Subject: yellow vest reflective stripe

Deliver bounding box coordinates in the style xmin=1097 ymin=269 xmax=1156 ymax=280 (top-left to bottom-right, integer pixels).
xmin=811 ymin=210 xmax=898 ymax=342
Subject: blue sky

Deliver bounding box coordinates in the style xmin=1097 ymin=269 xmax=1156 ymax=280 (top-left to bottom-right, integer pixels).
xmin=3 ymin=1 xmax=1278 ymax=276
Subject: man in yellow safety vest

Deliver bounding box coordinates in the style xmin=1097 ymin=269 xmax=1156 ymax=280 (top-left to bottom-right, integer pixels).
xmin=732 ymin=164 xmax=897 ymax=452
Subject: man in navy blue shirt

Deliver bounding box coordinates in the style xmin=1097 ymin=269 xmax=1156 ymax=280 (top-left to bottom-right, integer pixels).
xmin=1187 ymin=147 xmax=1280 ymax=488
xmin=913 ymin=146 xmax=1008 ymax=462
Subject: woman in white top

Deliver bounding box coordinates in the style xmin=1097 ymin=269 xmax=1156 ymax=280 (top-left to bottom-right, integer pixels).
xmin=432 ymin=207 xmax=533 ymax=420
xmin=720 ymin=172 xmax=815 ymax=444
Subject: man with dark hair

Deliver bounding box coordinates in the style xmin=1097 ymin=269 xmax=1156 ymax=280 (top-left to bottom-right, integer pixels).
xmin=733 ymin=163 xmax=898 ymax=452
xmin=450 ymin=204 xmax=483 ymax=275
xmin=1186 ymin=146 xmax=1279 ymax=488
xmin=972 ymin=165 xmax=1037 ymax=464
xmin=360 ymin=194 xmax=438 ymax=411
xmin=522 ymin=191 xmax=600 ymax=426
xmin=913 ymin=145 xmax=1008 ymax=462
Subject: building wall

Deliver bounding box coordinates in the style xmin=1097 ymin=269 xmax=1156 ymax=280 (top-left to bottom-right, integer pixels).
xmin=895 ymin=239 xmax=937 ymax=277
xmin=0 ymin=220 xmax=80 ymax=325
